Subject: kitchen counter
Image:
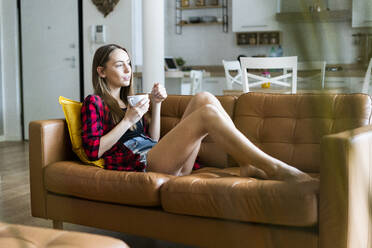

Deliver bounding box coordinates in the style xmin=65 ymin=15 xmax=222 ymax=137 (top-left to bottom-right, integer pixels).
xmin=187 ymin=64 xmax=367 ymax=78
xmin=134 ymin=63 xmax=367 ymax=78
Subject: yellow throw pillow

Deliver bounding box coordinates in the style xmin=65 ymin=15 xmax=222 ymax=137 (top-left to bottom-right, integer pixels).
xmin=59 ymin=96 xmax=105 ymax=168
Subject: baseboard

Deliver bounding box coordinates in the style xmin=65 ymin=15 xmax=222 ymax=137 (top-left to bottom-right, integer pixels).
xmin=3 ymin=136 xmax=22 ymax=141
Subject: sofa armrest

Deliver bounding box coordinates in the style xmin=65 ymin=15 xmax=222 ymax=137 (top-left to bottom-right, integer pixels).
xmin=320 ymin=125 xmax=372 ymax=248
xmin=29 ymin=119 xmax=73 ymax=218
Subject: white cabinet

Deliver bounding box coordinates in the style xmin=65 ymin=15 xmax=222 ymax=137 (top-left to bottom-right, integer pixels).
xmin=323 ymin=77 xmax=365 ymax=93
xmin=232 ymin=0 xmax=279 ymax=32
xmin=349 ymin=77 xmax=365 ymax=93
xmin=352 ymin=0 xmax=372 ymax=27
xmin=324 ymin=77 xmax=351 ymax=91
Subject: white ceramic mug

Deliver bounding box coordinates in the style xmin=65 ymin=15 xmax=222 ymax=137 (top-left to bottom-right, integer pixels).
xmin=127 ymin=94 xmax=148 ymax=107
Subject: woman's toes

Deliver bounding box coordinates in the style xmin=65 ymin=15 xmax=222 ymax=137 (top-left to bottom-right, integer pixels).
xmin=275 ymin=166 xmax=313 ymax=182
xmin=240 ymin=165 xmax=268 ymax=179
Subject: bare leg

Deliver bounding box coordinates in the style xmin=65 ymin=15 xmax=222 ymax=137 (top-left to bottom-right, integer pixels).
xmin=180 ymin=92 xmax=233 ymax=123
xmin=171 ymin=92 xmax=277 ymax=178
xmin=162 ymin=92 xmax=221 ymax=176
xmin=174 ymin=92 xmax=239 ymax=176
xmin=179 ymin=92 xmax=265 ymax=177
xmin=147 ymin=98 xmax=312 ymax=182
xmin=181 ymin=93 xmax=268 ymax=178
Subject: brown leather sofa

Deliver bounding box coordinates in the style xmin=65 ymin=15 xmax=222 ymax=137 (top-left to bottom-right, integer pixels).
xmin=29 ymin=93 xmax=372 ymax=248
xmin=0 ymin=222 xmax=129 ymax=247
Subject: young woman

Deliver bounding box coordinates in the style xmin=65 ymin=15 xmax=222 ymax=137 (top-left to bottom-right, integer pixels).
xmin=81 ymin=44 xmax=313 ymax=182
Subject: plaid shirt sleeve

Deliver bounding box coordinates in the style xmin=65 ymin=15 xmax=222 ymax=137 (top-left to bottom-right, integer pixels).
xmin=81 ymin=95 xmax=104 ymax=161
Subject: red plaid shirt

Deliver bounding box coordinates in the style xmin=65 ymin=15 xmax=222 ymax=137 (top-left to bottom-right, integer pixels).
xmin=81 ymin=95 xmax=147 ymax=171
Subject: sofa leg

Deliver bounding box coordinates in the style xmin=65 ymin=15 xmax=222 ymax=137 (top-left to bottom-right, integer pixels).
xmin=52 ymin=220 xmax=63 ymax=230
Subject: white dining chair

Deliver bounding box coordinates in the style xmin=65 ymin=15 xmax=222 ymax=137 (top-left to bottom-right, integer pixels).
xmin=222 ymin=60 xmax=242 ymax=90
xmin=190 ymin=70 xmax=203 ymax=95
xmin=240 ymin=56 xmax=298 ymax=93
xmin=361 ymin=58 xmax=372 ymax=94
xmin=297 ymin=61 xmax=326 ymax=90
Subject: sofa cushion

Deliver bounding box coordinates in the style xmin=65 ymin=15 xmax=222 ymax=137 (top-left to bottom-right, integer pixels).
xmin=160 ymin=95 xmax=236 ymax=168
xmin=59 ymin=96 xmax=105 ymax=168
xmin=161 ymin=167 xmax=319 ymax=227
xmin=0 ymin=222 xmax=129 ymax=248
xmin=233 ymin=93 xmax=371 ymax=172
xmin=45 ymin=161 xmax=173 ymax=206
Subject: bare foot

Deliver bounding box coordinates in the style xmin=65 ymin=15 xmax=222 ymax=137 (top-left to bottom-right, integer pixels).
xmin=269 ymin=162 xmax=315 ymax=182
xmin=240 ymin=165 xmax=268 ymax=179
xmin=241 ymin=161 xmax=315 ymax=182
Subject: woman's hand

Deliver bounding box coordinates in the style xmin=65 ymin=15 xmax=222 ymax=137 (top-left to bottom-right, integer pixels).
xmin=151 ymin=83 xmax=167 ymax=104
xmin=124 ymin=96 xmax=150 ymax=125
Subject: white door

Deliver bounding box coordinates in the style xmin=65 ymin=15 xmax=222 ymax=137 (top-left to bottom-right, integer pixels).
xmin=21 ymin=0 xmax=80 ymax=139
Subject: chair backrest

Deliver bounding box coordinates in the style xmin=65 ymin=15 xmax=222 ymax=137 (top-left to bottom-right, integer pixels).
xmin=240 ymin=56 xmax=298 ymax=93
xmin=190 ymin=70 xmax=203 ymax=95
xmin=297 ymin=61 xmax=327 ymax=89
xmin=222 ymin=60 xmax=242 ymax=90
xmin=362 ymin=58 xmax=372 ymax=94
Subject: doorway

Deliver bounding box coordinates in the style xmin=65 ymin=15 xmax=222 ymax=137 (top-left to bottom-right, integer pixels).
xmin=0 ymin=23 xmax=3 ymax=139
xmin=19 ymin=0 xmax=83 ymax=139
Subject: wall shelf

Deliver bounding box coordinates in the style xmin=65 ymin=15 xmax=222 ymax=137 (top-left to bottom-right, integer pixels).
xmin=276 ymin=10 xmax=351 ymax=23
xmin=176 ymin=0 xmax=228 ymax=34
xmin=177 ymin=21 xmax=223 ymax=27
xmin=236 ymin=31 xmax=281 ymax=46
xmin=177 ymin=5 xmax=223 ymax=10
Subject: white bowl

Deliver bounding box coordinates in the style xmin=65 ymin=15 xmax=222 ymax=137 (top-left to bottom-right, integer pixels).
xmin=127 ymin=94 xmax=148 ymax=107
xmin=201 ymin=16 xmax=217 ymax=23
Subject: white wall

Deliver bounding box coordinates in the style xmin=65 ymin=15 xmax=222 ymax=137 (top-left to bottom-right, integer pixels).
xmin=0 ymin=0 xmax=22 ymax=140
xmin=0 ymin=0 xmax=3 ymax=137
xmin=132 ymin=0 xmax=142 ymax=67
xmin=83 ymin=0 xmax=133 ymax=96
xmin=165 ymin=0 xmax=267 ymax=65
xmin=165 ymin=0 xmax=371 ymax=65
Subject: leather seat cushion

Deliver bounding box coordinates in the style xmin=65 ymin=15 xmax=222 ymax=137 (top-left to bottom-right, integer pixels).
xmin=45 ymin=161 xmax=173 ymax=206
xmin=0 ymin=222 xmax=128 ymax=248
xmin=161 ymin=167 xmax=319 ymax=227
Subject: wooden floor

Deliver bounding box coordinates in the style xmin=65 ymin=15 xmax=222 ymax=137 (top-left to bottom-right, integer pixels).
xmin=0 ymin=141 xmax=194 ymax=248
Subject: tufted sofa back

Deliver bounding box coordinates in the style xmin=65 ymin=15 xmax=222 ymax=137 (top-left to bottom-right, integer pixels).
xmin=234 ymin=93 xmax=372 ymax=172
xmin=160 ymin=93 xmax=372 ymax=172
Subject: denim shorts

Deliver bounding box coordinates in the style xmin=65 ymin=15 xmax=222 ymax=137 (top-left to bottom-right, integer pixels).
xmin=123 ymin=134 xmax=157 ymax=167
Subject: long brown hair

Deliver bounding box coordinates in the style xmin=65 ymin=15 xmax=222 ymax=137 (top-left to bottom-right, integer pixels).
xmin=92 ymin=44 xmax=134 ymax=125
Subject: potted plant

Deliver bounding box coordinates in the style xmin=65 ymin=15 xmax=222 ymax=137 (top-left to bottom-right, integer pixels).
xmin=175 ymin=57 xmax=186 ymax=69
